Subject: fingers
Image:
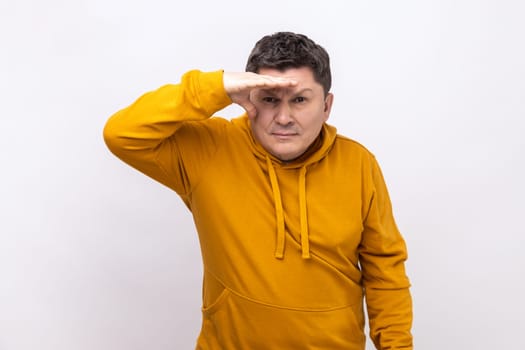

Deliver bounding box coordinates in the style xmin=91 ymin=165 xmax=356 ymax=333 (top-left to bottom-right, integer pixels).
xmin=238 ymin=100 xmax=258 ymax=120
xmin=223 ymin=72 xmax=297 ymax=96
xmin=248 ymin=74 xmax=298 ymax=90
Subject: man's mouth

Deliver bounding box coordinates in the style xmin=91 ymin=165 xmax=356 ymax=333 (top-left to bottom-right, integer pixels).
xmin=271 ymin=131 xmax=298 ymax=136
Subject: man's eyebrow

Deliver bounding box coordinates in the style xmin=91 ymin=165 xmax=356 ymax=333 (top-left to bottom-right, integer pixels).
xmin=292 ymin=88 xmax=314 ymax=95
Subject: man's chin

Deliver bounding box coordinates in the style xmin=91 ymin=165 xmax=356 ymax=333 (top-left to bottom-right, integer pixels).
xmin=270 ymin=147 xmax=303 ymax=162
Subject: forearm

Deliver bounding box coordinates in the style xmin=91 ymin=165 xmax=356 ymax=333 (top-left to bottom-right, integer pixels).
xmin=360 ymin=247 xmax=412 ymax=349
xmin=365 ymin=286 xmax=413 ymax=349
xmin=103 ymin=69 xmax=231 ymax=157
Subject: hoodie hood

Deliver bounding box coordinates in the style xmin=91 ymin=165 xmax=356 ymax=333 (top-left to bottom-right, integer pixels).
xmin=232 ymin=115 xmax=338 ymax=259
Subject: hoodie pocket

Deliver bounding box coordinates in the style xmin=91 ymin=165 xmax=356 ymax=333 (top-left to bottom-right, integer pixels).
xmin=200 ymin=287 xmax=365 ymax=350
xmin=202 ymin=287 xmax=231 ymax=315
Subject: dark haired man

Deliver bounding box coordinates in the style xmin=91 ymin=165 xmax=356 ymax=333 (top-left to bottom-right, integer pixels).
xmin=104 ymin=32 xmax=413 ymax=349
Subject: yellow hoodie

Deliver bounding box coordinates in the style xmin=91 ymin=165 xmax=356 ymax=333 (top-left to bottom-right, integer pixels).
xmin=104 ymin=70 xmax=413 ymax=349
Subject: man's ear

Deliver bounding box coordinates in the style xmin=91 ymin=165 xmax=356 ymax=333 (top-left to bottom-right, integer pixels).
xmin=323 ymin=93 xmax=334 ymax=120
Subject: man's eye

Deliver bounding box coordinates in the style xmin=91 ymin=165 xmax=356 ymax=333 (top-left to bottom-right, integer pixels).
xmin=294 ymin=96 xmax=306 ymax=103
xmin=262 ymin=97 xmax=278 ymax=103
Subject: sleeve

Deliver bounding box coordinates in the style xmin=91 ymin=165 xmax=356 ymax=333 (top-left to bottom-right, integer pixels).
xmin=359 ymin=156 xmax=413 ymax=349
xmin=103 ymin=70 xmax=232 ymax=197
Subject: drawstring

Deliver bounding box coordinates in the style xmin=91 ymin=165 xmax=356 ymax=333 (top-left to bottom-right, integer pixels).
xmin=298 ymin=166 xmax=310 ymax=259
xmin=266 ymin=156 xmax=311 ymax=259
xmin=266 ymin=156 xmax=286 ymax=259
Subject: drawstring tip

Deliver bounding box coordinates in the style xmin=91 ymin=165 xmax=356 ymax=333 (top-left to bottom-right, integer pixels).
xmin=274 ymin=252 xmax=284 ymax=259
xmin=302 ymin=252 xmax=311 ymax=259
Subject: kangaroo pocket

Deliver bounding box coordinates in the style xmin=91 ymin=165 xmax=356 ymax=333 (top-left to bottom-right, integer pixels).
xmin=199 ymin=287 xmax=366 ymax=350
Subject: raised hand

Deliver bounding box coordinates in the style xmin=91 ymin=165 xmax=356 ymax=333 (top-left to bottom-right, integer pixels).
xmin=223 ymin=72 xmax=297 ymax=119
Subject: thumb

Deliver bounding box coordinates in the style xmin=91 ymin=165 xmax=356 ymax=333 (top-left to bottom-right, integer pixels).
xmin=238 ymin=100 xmax=258 ymax=120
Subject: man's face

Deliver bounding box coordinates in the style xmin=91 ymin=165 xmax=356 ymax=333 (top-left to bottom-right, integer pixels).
xmin=249 ymin=67 xmax=334 ymax=161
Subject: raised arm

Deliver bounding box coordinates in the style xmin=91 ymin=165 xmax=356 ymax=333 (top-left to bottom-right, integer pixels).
xmin=103 ymin=69 xmax=297 ymax=195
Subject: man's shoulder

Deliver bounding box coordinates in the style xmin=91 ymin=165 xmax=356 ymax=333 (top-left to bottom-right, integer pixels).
xmin=333 ymin=134 xmax=375 ymax=158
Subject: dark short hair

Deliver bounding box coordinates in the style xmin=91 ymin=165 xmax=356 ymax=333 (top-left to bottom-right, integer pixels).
xmin=245 ymin=32 xmax=332 ymax=95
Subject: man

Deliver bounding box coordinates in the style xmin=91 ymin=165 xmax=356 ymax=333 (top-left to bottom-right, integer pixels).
xmin=104 ymin=32 xmax=412 ymax=349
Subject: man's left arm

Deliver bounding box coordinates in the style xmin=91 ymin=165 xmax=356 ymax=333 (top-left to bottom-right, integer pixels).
xmin=359 ymin=156 xmax=413 ymax=350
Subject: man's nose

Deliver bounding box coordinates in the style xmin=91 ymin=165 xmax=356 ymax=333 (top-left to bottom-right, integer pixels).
xmin=274 ymin=103 xmax=293 ymax=125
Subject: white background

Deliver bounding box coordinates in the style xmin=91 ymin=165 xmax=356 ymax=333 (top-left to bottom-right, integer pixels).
xmin=1 ymin=0 xmax=524 ymax=349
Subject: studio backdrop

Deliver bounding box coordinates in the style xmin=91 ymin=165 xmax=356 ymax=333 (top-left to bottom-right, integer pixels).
xmin=1 ymin=1 xmax=524 ymax=349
